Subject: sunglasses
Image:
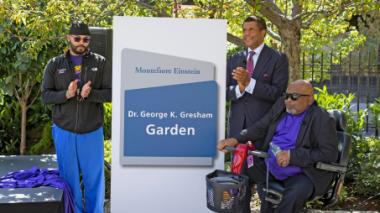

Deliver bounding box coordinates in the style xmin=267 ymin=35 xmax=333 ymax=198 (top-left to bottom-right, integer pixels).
xmin=72 ymin=36 xmax=90 ymax=43
xmin=284 ymin=93 xmax=310 ymax=101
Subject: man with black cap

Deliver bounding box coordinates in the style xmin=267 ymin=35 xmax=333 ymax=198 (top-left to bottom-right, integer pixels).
xmin=41 ymin=22 xmax=111 ymax=213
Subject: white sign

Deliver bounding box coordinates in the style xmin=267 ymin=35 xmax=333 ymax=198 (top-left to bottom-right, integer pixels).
xmin=112 ymin=16 xmax=226 ymax=213
xmin=120 ymin=48 xmax=217 ymax=166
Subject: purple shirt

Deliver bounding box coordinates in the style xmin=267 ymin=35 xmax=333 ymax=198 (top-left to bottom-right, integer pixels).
xmin=266 ymin=110 xmax=307 ymax=180
xmin=70 ymin=55 xmax=83 ymax=83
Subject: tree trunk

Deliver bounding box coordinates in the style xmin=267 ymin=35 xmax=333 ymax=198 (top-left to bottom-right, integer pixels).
xmin=282 ymin=34 xmax=301 ymax=82
xmin=227 ymin=33 xmax=244 ymax=47
xmin=278 ymin=21 xmax=302 ymax=82
xmin=20 ymin=101 xmax=27 ymax=155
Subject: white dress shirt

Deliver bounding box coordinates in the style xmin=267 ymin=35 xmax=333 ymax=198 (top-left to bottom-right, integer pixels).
xmin=235 ymin=43 xmax=265 ymax=99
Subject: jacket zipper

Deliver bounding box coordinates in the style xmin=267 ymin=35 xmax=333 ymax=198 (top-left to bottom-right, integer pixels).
xmin=75 ymin=58 xmax=88 ymax=132
xmin=66 ymin=58 xmax=80 ymax=133
xmin=75 ymin=96 xmax=79 ymax=132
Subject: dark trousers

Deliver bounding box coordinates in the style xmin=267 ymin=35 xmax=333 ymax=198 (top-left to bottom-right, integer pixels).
xmin=240 ymin=157 xmax=313 ymax=213
xmin=240 ymin=157 xmax=268 ymax=213
xmin=257 ymin=173 xmax=314 ymax=213
xmin=236 ymin=121 xmax=269 ymax=213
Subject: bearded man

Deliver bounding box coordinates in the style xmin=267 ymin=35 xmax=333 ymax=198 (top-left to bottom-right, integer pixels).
xmin=41 ymin=22 xmax=111 ymax=213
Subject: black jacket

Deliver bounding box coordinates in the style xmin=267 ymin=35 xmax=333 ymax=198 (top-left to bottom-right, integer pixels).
xmin=41 ymin=50 xmax=111 ymax=133
xmin=235 ymin=98 xmax=339 ymax=196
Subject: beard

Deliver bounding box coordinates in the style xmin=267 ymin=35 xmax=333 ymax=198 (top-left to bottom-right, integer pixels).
xmin=286 ymin=107 xmax=298 ymax=115
xmin=69 ymin=43 xmax=88 ymax=55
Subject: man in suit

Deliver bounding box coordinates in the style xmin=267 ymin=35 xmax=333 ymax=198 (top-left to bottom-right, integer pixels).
xmin=226 ymin=15 xmax=289 ymax=212
xmin=227 ymin=16 xmax=289 ymax=138
xmin=219 ymin=80 xmax=339 ymax=213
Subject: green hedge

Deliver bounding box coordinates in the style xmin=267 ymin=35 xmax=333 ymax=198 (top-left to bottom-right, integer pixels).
xmin=315 ymin=85 xmax=380 ymax=198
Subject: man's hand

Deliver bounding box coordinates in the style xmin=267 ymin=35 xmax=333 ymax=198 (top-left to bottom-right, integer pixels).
xmin=232 ymin=67 xmax=250 ymax=92
xmin=66 ymin=80 xmax=78 ymax=99
xmin=218 ymin=138 xmax=239 ymax=152
xmin=81 ymin=81 xmax=92 ymax=98
xmin=276 ymin=150 xmax=290 ymax=167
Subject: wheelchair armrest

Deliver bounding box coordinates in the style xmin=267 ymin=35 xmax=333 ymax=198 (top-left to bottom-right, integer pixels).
xmin=316 ymin=162 xmax=347 ymax=173
xmin=224 ymin=146 xmax=268 ymax=158
xmin=248 ymin=150 xmax=268 ymax=158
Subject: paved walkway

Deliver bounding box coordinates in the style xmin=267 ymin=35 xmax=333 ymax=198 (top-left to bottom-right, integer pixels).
xmin=307 ymin=211 xmax=379 ymax=213
xmin=250 ymin=193 xmax=379 ymax=213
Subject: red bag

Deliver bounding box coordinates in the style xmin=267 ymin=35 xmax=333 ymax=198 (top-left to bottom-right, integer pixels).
xmin=231 ymin=142 xmax=255 ymax=174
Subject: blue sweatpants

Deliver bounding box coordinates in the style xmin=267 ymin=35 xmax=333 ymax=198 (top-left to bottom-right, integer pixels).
xmin=53 ymin=124 xmax=105 ymax=213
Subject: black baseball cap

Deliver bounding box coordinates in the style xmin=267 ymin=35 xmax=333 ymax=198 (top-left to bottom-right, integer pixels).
xmin=69 ymin=22 xmax=90 ymax=35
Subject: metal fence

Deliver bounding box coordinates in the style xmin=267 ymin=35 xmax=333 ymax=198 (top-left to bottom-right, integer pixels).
xmin=301 ymin=49 xmax=380 ymax=136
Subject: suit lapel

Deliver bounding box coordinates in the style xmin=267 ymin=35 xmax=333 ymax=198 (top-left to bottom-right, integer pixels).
xmin=295 ymin=106 xmax=316 ymax=147
xmin=262 ymin=108 xmax=286 ymax=150
xmin=253 ymin=45 xmax=272 ymax=78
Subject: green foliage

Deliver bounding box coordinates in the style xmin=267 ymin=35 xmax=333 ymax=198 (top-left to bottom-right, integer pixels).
xmin=0 ymin=95 xmax=20 ymax=154
xmin=29 ymin=122 xmax=52 ymax=154
xmin=345 ymin=109 xmax=367 ymax=140
xmin=0 ymin=0 xmax=145 ymax=153
xmin=104 ymin=140 xmax=111 ymax=199
xmin=314 ymin=85 xmax=366 ymax=137
xmin=0 ymin=0 xmax=378 ymax=154
xmin=350 ymin=136 xmax=380 ymax=196
xmin=104 ymin=140 xmax=112 ymax=164
xmin=314 ymin=85 xmax=380 ymax=197
xmin=227 ymin=44 xmax=244 ymax=58
xmin=27 ymin=98 xmax=51 ymax=126
xmin=103 ymin=103 xmax=112 ymax=140
xmin=369 ymin=98 xmax=380 ymax=131
xmin=338 ymin=186 xmax=348 ymax=202
xmin=0 ymin=0 xmax=69 ymax=153
xmin=0 ymin=139 xmax=19 ymax=155
xmin=314 ymin=85 xmax=355 ymax=110
xmin=302 ymin=13 xmax=367 ymax=56
xmin=315 ymin=85 xmax=366 ymax=139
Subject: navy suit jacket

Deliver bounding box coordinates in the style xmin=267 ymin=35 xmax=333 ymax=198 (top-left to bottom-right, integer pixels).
xmin=226 ymin=45 xmax=289 ymax=137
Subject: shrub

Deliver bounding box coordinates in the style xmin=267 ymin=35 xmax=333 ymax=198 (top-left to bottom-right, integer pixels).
xmin=104 ymin=140 xmax=111 ymax=199
xmin=104 ymin=139 xmax=112 ymax=164
xmin=103 ymin=103 xmax=112 ymax=140
xmin=314 ymin=86 xmax=380 ymax=198
xmin=314 ymin=85 xmax=366 ymax=138
xmin=351 ymin=136 xmax=380 ymax=196
xmin=29 ymin=122 xmax=53 ymax=154
xmin=369 ymin=98 xmax=380 ymax=135
xmin=0 ymin=95 xmax=20 ymax=154
xmin=314 ymin=85 xmax=355 ymax=110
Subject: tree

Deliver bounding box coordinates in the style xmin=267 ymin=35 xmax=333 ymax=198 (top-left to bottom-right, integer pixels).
xmin=1 ymin=0 xmax=378 ymax=153
xmin=0 ymin=0 xmax=156 ymax=154
xmin=179 ymin=0 xmax=379 ymax=81
xmin=141 ymin=0 xmax=377 ymax=81
xmin=247 ymin=0 xmax=380 ymax=81
xmin=0 ymin=0 xmax=68 ymax=154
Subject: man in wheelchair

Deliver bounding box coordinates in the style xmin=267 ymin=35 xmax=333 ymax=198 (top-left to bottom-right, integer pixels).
xmin=218 ymin=80 xmax=339 ymax=213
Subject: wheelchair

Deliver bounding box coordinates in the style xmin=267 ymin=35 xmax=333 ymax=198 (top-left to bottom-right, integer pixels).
xmin=262 ymin=109 xmax=352 ymax=208
xmin=210 ymin=109 xmax=352 ymax=212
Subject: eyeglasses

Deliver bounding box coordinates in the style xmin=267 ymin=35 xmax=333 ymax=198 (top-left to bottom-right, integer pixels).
xmin=284 ymin=93 xmax=310 ymax=101
xmin=72 ymin=36 xmax=90 ymax=43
